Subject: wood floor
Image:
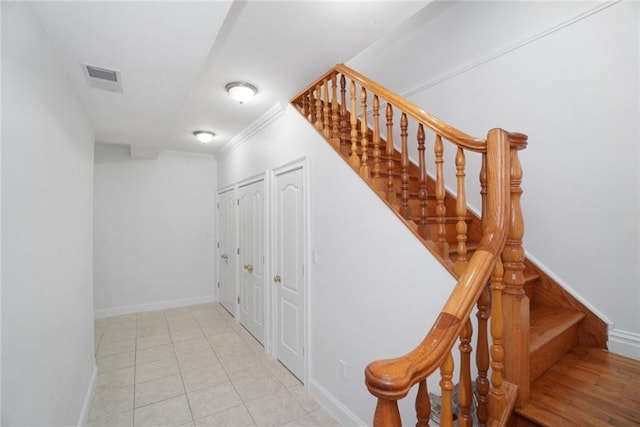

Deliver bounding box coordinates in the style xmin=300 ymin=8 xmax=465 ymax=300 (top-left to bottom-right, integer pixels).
xmin=515 ymin=346 xmax=640 ymax=426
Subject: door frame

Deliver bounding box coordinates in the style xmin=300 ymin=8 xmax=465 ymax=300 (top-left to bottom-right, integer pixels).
xmin=216 ymin=184 xmax=238 ymax=318
xmin=270 ymin=157 xmax=310 ymax=385
xmin=237 ymin=173 xmax=269 ymax=348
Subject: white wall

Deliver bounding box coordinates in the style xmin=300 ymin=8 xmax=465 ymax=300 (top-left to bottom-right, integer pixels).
xmin=350 ymin=1 xmax=640 ymax=358
xmin=93 ymin=147 xmax=217 ymax=317
xmin=218 ymin=106 xmax=456 ymax=425
xmin=1 ymin=3 xmax=96 ymax=425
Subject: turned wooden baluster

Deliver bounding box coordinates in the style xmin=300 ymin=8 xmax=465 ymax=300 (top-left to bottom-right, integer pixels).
xmin=314 ymin=83 xmax=323 ymax=131
xmin=417 ymin=124 xmax=429 ymax=238
xmin=434 ymin=135 xmax=448 ymax=257
xmin=476 ymin=151 xmax=490 ymax=426
xmin=399 ymin=113 xmax=410 ymax=219
xmin=330 ymin=74 xmax=340 ymax=147
xmin=349 ymin=81 xmax=360 ymax=169
xmin=475 ymin=284 xmax=491 ymax=427
xmin=360 ymin=88 xmax=370 ymax=178
xmin=308 ymin=90 xmax=316 ymax=125
xmin=323 ymin=80 xmax=330 ymax=138
xmin=480 ymin=153 xmax=488 ymax=232
xmin=373 ymin=399 xmax=401 ymax=427
xmin=489 ymin=257 xmax=506 ymax=416
xmin=416 ymin=379 xmax=431 ymax=427
xmin=372 ymin=95 xmax=382 ymax=190
xmin=440 ymin=352 xmax=455 ymax=427
xmin=385 ymin=104 xmax=397 ymax=204
xmin=502 ymin=142 xmax=529 ymax=406
xmin=458 ymin=319 xmax=473 ymax=427
xmin=301 ymin=90 xmax=309 ymax=118
xmin=454 ymin=147 xmax=468 ymax=275
xmin=340 ymin=75 xmax=348 ymax=146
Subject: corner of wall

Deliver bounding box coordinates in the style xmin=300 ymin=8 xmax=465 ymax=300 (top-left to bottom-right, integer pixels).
xmin=77 ymin=364 xmax=98 ymax=427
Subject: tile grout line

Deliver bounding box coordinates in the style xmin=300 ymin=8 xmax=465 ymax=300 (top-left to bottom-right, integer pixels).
xmin=171 ymin=308 xmax=197 ymax=426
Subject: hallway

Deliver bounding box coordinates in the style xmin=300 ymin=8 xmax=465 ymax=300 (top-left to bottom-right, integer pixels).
xmin=90 ymin=303 xmax=339 ymax=426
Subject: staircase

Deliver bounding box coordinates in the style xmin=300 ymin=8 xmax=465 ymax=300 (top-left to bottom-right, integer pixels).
xmin=291 ymin=64 xmax=640 ymax=426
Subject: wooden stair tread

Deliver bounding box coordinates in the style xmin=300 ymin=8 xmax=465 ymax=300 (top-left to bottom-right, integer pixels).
xmin=529 ymin=305 xmax=584 ymax=353
xmin=516 ymin=347 xmax=640 ymax=426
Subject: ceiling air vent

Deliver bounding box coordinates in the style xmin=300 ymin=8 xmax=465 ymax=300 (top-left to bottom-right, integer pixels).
xmin=82 ymin=64 xmax=123 ymax=93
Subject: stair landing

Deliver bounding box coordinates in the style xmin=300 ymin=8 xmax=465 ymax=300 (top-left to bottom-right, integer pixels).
xmin=515 ymin=346 xmax=640 ymax=426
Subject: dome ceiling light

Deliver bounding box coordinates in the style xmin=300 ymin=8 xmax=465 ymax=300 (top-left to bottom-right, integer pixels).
xmin=225 ymin=81 xmax=257 ymax=104
xmin=192 ymin=130 xmax=216 ymax=144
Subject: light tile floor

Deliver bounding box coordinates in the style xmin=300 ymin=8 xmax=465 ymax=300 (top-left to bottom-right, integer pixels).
xmin=90 ymin=303 xmax=341 ymax=427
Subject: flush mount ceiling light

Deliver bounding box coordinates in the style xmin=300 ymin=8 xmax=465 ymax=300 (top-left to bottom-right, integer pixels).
xmin=225 ymin=81 xmax=257 ymax=104
xmin=193 ymin=130 xmax=216 ymax=144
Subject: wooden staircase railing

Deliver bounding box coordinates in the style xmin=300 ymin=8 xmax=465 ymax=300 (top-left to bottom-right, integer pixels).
xmin=291 ymin=64 xmax=528 ymax=426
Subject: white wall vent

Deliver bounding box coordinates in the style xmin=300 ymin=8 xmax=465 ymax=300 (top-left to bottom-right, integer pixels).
xmin=82 ymin=64 xmax=123 ymax=93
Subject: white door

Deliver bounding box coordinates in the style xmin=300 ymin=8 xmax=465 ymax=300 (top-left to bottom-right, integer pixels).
xmin=238 ymin=179 xmax=265 ymax=344
xmin=274 ymin=166 xmax=305 ymax=381
xmin=217 ymin=188 xmax=237 ymax=315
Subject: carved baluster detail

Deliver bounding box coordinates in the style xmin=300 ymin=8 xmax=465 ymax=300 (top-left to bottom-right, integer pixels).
xmin=417 ymin=124 xmax=429 ymax=239
xmin=385 ymin=104 xmax=397 ymax=204
xmin=330 ymin=74 xmax=340 ymax=147
xmin=308 ymin=90 xmax=316 ymax=125
xmin=399 ymin=113 xmax=410 ymax=219
xmin=489 ymin=258 xmax=505 ymax=404
xmin=372 ymin=95 xmax=383 ymax=190
xmin=340 ymin=75 xmax=348 ymax=148
xmin=301 ymin=90 xmax=308 ymax=118
xmin=349 ymin=81 xmax=360 ymax=169
xmin=323 ymin=79 xmax=330 ymax=138
xmin=502 ymin=141 xmax=529 ymax=406
xmin=434 ymin=135 xmax=448 ymax=257
xmin=475 ymin=284 xmax=491 ymax=427
xmin=314 ymin=83 xmax=323 ymax=131
xmin=455 ymin=147 xmax=468 ymax=275
xmin=360 ymin=88 xmax=370 ymax=178
xmin=440 ymin=352 xmax=455 ymax=427
xmin=458 ymin=319 xmax=473 ymax=427
xmin=480 ymin=153 xmax=488 ymax=232
xmin=373 ymin=398 xmax=401 ymax=427
xmin=416 ymin=379 xmax=431 ymax=427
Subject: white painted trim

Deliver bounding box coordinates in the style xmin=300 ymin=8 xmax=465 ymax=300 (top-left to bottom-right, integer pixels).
xmin=308 ymin=379 xmax=367 ymax=427
xmin=217 ymin=102 xmax=288 ymax=157
xmin=94 ymin=295 xmax=215 ymax=319
xmin=609 ymin=329 xmax=640 ymax=361
xmin=237 ymin=172 xmax=266 ymax=189
xmin=523 ymin=250 xmax=614 ymax=328
xmin=77 ymin=364 xmax=97 ymax=426
xmin=402 ymin=0 xmax=622 ymax=99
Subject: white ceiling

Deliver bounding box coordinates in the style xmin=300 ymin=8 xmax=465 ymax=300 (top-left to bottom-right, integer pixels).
xmin=32 ymin=1 xmax=429 ymax=157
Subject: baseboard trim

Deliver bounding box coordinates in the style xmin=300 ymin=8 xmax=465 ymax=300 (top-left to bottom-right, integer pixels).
xmin=77 ymin=364 xmax=97 ymax=426
xmin=609 ymin=329 xmax=640 ymax=361
xmin=94 ymin=295 xmax=216 ymax=319
xmin=308 ymin=378 xmax=367 ymax=427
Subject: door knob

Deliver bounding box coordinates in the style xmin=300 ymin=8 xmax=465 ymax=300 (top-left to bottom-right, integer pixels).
xmin=247 ymin=264 xmax=254 ymax=273
xmin=273 ymin=275 xmax=282 ymax=283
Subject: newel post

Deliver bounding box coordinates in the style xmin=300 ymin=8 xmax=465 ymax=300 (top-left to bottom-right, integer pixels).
xmin=501 ymin=135 xmax=529 ymax=406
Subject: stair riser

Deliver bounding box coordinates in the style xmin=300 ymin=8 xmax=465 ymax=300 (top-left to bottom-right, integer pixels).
xmin=530 ymin=325 xmax=579 ymax=382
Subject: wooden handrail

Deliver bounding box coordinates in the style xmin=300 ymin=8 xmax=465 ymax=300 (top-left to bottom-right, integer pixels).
xmin=365 ymin=128 xmax=511 ymax=400
xmin=335 ymin=64 xmax=487 ymax=152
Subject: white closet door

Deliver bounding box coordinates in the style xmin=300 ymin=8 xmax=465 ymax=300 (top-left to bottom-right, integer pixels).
xmin=217 ymin=188 xmax=237 ymax=315
xmin=274 ymin=166 xmax=305 ymax=381
xmin=238 ymin=179 xmax=265 ymax=344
